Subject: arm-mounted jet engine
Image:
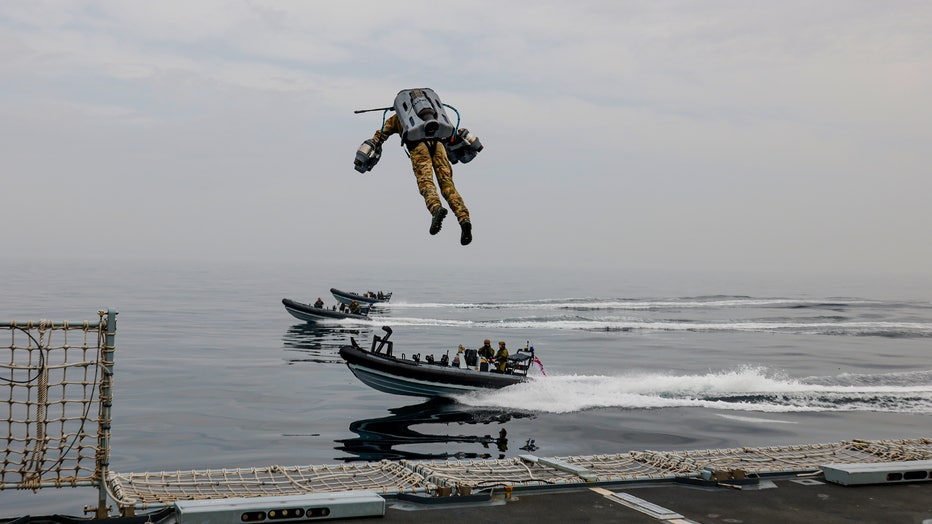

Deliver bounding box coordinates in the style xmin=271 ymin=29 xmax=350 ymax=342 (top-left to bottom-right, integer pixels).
xmin=354 ymin=139 xmax=382 ymax=173
xmin=444 ymin=127 xmax=483 ymax=164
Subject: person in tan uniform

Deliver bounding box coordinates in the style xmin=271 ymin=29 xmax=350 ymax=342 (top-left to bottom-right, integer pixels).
xmin=349 ymin=300 xmax=361 ymax=315
xmin=478 ymin=339 xmax=494 ymax=361
xmin=371 ymin=112 xmax=472 ymax=245
xmin=494 ymin=341 xmax=509 ymax=372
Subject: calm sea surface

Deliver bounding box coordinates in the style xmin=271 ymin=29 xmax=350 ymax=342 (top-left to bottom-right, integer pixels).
xmin=2 ymin=258 xmax=931 ymax=515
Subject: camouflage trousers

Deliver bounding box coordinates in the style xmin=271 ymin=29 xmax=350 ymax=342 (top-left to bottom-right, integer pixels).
xmin=408 ymin=141 xmax=470 ymax=224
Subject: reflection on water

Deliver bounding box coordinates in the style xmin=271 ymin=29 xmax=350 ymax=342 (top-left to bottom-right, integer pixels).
xmin=281 ymin=323 xmax=373 ymax=364
xmin=335 ymin=398 xmax=535 ymax=461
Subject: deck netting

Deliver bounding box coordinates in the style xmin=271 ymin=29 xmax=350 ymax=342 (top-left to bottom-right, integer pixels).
xmin=1 ymin=314 xmax=112 ymax=491
xmin=557 ymin=452 xmax=683 ymax=481
xmin=848 ymin=438 xmax=932 ymax=462
xmin=105 ymin=439 xmax=932 ymax=511
xmin=108 ymin=439 xmax=932 ymax=509
xmin=405 ymin=457 xmax=585 ymax=489
xmin=635 ymin=441 xmax=900 ymax=475
xmin=107 ymin=461 xmax=434 ymax=509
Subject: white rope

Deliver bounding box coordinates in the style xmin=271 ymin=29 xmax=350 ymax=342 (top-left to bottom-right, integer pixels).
xmin=3 ymin=317 xmax=105 ymax=491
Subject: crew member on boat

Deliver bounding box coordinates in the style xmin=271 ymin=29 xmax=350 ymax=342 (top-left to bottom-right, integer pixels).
xmin=453 ymin=344 xmax=466 ymax=368
xmin=478 ymin=339 xmax=494 ymax=361
xmin=349 ymin=300 xmax=362 ymax=315
xmin=494 ymin=341 xmax=509 ymax=372
xmin=314 ymin=297 xmax=324 ymax=308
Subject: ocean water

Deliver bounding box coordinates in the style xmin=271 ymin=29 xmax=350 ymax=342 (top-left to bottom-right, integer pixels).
xmin=1 ymin=258 xmax=931 ymax=516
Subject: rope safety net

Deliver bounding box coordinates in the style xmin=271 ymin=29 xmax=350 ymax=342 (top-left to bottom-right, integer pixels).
xmin=1 ymin=311 xmax=114 ymax=491
xmin=106 ymin=438 xmax=932 ymax=511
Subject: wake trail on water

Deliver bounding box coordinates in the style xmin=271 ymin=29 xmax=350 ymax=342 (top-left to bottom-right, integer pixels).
xmin=454 ymin=367 xmax=932 ymax=414
xmin=377 ymin=296 xmax=932 ymax=337
xmin=389 ymin=296 xmax=897 ymax=311
xmin=375 ymin=316 xmax=932 ymax=337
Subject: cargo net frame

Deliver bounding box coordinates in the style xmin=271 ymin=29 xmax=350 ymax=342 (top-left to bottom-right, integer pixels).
xmin=1 ymin=309 xmax=116 ymax=519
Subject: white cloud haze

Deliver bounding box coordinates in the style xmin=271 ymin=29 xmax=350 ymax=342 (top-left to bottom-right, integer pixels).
xmin=2 ymin=1 xmax=930 ymax=277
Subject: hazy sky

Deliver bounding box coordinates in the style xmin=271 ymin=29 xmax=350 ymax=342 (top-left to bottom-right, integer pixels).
xmin=2 ymin=1 xmax=930 ymax=277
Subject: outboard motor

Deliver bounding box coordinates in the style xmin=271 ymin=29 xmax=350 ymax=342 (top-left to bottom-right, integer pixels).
xmin=444 ymin=127 xmax=483 ymax=164
xmin=393 ymin=88 xmax=456 ymax=142
xmin=354 ymin=139 xmax=382 ymax=173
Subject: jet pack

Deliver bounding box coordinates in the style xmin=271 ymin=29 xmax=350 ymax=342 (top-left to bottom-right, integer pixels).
xmin=353 ymin=88 xmax=482 ymax=170
xmin=393 ymin=88 xmax=456 ymax=142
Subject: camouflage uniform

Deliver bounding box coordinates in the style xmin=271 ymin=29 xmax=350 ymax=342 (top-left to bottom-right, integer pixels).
xmin=494 ymin=342 xmax=509 ymax=372
xmin=374 ymin=114 xmax=470 ymax=225
xmin=478 ymin=340 xmax=494 ymax=360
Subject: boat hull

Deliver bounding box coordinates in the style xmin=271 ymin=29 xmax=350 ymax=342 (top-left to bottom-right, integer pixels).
xmin=331 ymin=288 xmax=392 ymax=306
xmin=282 ymin=298 xmax=369 ymax=323
xmin=339 ymin=344 xmax=526 ymax=398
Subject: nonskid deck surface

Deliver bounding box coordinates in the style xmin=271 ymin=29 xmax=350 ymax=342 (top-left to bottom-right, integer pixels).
xmin=344 ymin=478 xmax=932 ymax=524
xmin=106 ymin=437 xmax=932 ymax=511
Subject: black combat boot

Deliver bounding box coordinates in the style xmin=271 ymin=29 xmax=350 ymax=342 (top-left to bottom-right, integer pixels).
xmin=460 ymin=220 xmax=472 ymax=245
xmin=429 ymin=207 xmax=448 ymax=235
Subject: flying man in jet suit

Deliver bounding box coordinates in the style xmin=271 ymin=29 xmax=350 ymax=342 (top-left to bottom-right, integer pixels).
xmin=354 ymin=88 xmax=483 ymax=246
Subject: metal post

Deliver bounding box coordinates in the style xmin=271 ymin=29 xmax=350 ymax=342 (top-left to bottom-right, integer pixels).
xmin=96 ymin=308 xmax=117 ymax=519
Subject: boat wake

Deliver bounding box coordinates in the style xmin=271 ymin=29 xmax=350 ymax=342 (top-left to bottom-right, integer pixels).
xmin=377 ymin=296 xmax=932 ymax=338
xmin=391 ymin=296 xmax=892 ymax=311
xmin=380 ymin=315 xmax=932 ymax=337
xmin=454 ymin=367 xmax=932 ymax=414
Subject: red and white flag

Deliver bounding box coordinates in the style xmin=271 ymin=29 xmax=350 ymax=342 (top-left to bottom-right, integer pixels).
xmin=532 ymin=356 xmax=547 ymax=376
